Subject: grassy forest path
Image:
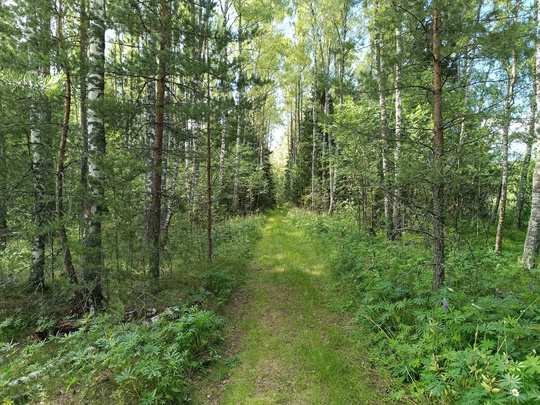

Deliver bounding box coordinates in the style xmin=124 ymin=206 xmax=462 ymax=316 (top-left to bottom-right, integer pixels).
xmin=194 ymin=210 xmax=392 ymax=404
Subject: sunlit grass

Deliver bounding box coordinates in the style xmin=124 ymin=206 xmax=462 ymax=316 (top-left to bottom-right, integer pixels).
xmin=197 ymin=209 xmax=392 ymax=404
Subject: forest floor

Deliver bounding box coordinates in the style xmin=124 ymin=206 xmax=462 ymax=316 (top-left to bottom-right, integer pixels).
xmin=192 ymin=210 xmax=394 ymax=404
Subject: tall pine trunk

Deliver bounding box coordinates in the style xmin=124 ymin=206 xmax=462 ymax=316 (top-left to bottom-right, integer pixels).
xmin=432 ymin=0 xmax=445 ymax=290
xmin=79 ymin=0 xmax=89 ymax=234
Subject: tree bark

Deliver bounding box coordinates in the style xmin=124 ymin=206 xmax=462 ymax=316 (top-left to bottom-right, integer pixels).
xmin=161 ymin=149 xmax=180 ymax=247
xmin=28 ymin=7 xmax=51 ymax=293
xmin=515 ymin=117 xmax=535 ymax=230
xmin=206 ymin=46 xmax=213 ymax=262
xmin=81 ymin=0 xmax=106 ymax=308
xmin=311 ymin=81 xmax=317 ymax=211
xmin=495 ymin=46 xmax=518 ymax=253
xmin=523 ymin=0 xmax=540 ymax=269
xmin=233 ymin=12 xmax=243 ymax=212
xmin=0 ymin=129 xmax=6 ymax=251
xmin=79 ymin=0 xmax=89 ymax=232
xmin=374 ymin=4 xmax=393 ymax=239
xmin=145 ymin=77 xmax=156 ymax=228
xmin=56 ymin=72 xmax=78 ymax=285
xmin=432 ymin=0 xmax=445 ymax=290
xmin=149 ymin=0 xmax=167 ymax=284
xmin=516 ymin=36 xmax=537 ymax=230
xmin=393 ymin=26 xmax=402 ymax=240
xmin=56 ymin=9 xmax=78 ymax=284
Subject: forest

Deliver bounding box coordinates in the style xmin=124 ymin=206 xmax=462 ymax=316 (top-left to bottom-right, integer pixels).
xmin=2 ymin=0 xmax=540 ymax=403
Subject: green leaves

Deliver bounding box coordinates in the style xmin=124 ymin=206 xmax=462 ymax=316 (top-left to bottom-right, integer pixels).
xmin=114 ymin=366 xmax=136 ymax=383
xmin=290 ymin=209 xmax=540 ymax=404
xmin=1 ymin=305 xmax=223 ymax=403
xmin=520 ymin=356 xmax=540 ymax=376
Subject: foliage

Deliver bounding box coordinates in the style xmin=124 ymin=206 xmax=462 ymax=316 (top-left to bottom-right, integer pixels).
xmin=0 ymin=306 xmax=223 ymax=404
xmin=0 ymin=214 xmax=263 ymax=404
xmin=290 ymin=209 xmax=540 ymax=404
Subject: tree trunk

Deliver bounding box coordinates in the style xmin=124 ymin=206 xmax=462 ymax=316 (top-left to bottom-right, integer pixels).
xmin=81 ymin=0 xmax=106 ymax=309
xmin=161 ymin=149 xmax=180 ymax=247
xmin=56 ymin=10 xmax=78 ymax=284
xmin=374 ymin=5 xmax=393 ymax=239
xmin=523 ymin=0 xmax=540 ymax=269
xmin=218 ymin=0 xmax=230 ymax=191
xmin=28 ymin=9 xmax=51 ymax=293
xmin=233 ymin=13 xmax=243 ymax=212
xmin=79 ymin=0 xmax=89 ymax=234
xmin=149 ymin=0 xmax=167 ymax=284
xmin=219 ymin=68 xmax=228 ymax=189
xmin=495 ymin=47 xmax=518 ymax=253
xmin=515 ymin=53 xmax=537 ymax=229
xmin=393 ymin=26 xmax=402 ymax=240
xmin=206 ymin=58 xmax=213 ymax=262
xmin=145 ymin=77 xmax=156 ymax=227
xmin=432 ymin=0 xmax=445 ymax=290
xmin=0 ymin=129 xmax=6 ymax=251
xmin=454 ymin=2 xmax=481 ymax=232
xmin=56 ymin=72 xmax=78 ymax=284
xmin=515 ymin=123 xmax=534 ymax=230
xmin=311 ymin=81 xmax=317 ymax=211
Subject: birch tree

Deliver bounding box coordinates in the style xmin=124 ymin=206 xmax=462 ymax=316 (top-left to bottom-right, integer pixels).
xmin=81 ymin=0 xmax=106 ymax=307
xmin=27 ymin=0 xmax=52 ymax=292
xmin=495 ymin=1 xmax=519 ymax=254
xmin=523 ymin=0 xmax=540 ymax=269
xmin=373 ymin=2 xmax=393 ymax=239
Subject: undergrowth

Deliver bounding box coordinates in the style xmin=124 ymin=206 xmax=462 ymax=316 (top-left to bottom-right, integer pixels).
xmin=289 ymin=209 xmax=540 ymax=404
xmin=0 ymin=215 xmax=263 ymax=404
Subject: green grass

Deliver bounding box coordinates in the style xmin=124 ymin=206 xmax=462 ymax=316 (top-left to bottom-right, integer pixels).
xmin=194 ymin=209 xmax=392 ymax=404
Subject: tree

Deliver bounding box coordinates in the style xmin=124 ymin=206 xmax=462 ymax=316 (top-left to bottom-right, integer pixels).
xmin=495 ymin=0 xmax=519 ymax=254
xmin=523 ymin=0 xmax=540 ymax=269
xmin=148 ymin=0 xmax=167 ymax=284
xmin=432 ymin=0 xmax=445 ymax=290
xmin=81 ymin=0 xmax=106 ymax=308
xmin=373 ymin=1 xmax=393 ymax=239
xmin=27 ymin=0 xmax=53 ymax=292
xmin=55 ymin=1 xmax=78 ymax=284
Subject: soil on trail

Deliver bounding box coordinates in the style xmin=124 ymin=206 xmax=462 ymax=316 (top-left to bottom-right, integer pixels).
xmin=194 ymin=211 xmax=392 ymax=404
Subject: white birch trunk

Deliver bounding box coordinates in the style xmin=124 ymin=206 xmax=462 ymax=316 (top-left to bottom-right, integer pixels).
xmin=374 ymin=13 xmax=392 ymax=239
xmin=523 ymin=0 xmax=540 ymax=268
xmin=28 ymin=8 xmax=51 ymax=292
xmin=393 ymin=27 xmax=402 ymax=239
xmin=495 ymin=48 xmax=518 ymax=253
xmin=81 ymin=0 xmax=106 ymax=307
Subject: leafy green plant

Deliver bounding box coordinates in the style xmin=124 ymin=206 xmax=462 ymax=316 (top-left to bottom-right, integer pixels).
xmin=0 ymin=306 xmax=223 ymax=404
xmin=290 ymin=208 xmax=540 ymax=404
